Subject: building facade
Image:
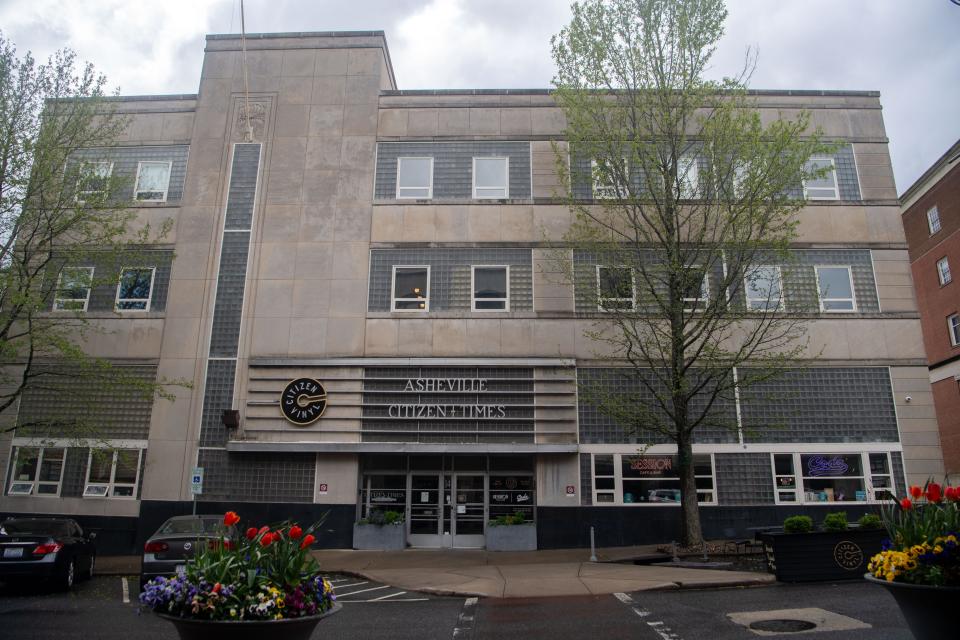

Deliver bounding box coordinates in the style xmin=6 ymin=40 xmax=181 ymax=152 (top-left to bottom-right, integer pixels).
xmin=0 ymin=32 xmax=941 ymax=553
xmin=900 ymin=138 xmax=960 ymax=475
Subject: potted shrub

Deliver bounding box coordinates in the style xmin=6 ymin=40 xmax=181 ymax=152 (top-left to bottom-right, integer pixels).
xmin=864 ymin=482 xmax=960 ymax=640
xmin=762 ymin=511 xmax=887 ymax=582
xmin=486 ymin=511 xmax=537 ymax=552
xmin=353 ymin=510 xmax=406 ymax=550
xmin=139 ymin=511 xmax=339 ymax=640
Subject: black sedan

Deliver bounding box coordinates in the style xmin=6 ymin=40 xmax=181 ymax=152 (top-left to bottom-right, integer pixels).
xmin=0 ymin=517 xmax=97 ymax=590
xmin=140 ymin=514 xmax=228 ymax=586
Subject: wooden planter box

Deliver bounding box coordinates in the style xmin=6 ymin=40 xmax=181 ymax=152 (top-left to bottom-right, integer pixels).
xmin=352 ymin=523 xmax=406 ymax=550
xmin=761 ymin=528 xmax=887 ymax=582
xmin=486 ymin=524 xmax=537 ymax=551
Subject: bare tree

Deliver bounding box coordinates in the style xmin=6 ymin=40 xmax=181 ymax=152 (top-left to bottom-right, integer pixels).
xmin=550 ymin=0 xmax=834 ymax=545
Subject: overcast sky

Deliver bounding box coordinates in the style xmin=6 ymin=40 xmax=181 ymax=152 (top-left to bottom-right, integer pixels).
xmin=1 ymin=0 xmax=957 ymax=193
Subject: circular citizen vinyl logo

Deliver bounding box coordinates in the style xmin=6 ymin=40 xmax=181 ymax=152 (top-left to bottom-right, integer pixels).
xmin=280 ymin=378 xmax=327 ymax=426
xmin=833 ymin=541 xmax=864 ymax=571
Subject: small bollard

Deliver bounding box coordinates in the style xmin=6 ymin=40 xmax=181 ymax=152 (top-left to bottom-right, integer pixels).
xmin=671 ymin=540 xmax=679 ymax=563
xmin=702 ymin=543 xmax=709 ymax=562
xmin=589 ymin=526 xmax=598 ymax=562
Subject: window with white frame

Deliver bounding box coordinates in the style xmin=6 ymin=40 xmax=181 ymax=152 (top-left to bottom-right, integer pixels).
xmin=937 ymin=257 xmax=952 ymax=286
xmin=592 ymin=157 xmax=627 ymax=199
xmin=134 ymin=161 xmax=172 ymax=201
xmin=732 ymin=163 xmax=751 ymax=198
xmin=803 ymin=157 xmax=839 ymax=200
xmin=593 ymin=455 xmax=615 ymax=503
xmin=681 ymin=267 xmax=709 ymax=310
xmin=948 ymin=314 xmax=960 ymax=347
xmin=473 ymin=157 xmax=509 ymax=199
xmin=596 ymin=265 xmax=635 ymax=311
xmin=76 ymin=161 xmax=113 ymax=202
xmin=589 ymin=453 xmax=715 ymax=505
xmin=927 ymin=206 xmax=941 ymax=235
xmin=7 ymin=446 xmax=65 ymax=496
xmin=472 ymin=265 xmax=509 ymax=311
xmin=392 ymin=266 xmax=430 ymax=311
xmin=772 ymin=452 xmax=895 ymax=504
xmin=53 ymin=266 xmax=94 ymax=311
xmin=396 ymin=157 xmax=433 ymax=199
xmin=744 ymin=265 xmax=784 ymax=311
xmin=83 ymin=449 xmax=141 ymax=498
xmin=115 ymin=267 xmax=155 ymax=311
xmin=678 ymin=154 xmax=699 ymax=199
xmin=815 ymin=266 xmax=856 ymax=311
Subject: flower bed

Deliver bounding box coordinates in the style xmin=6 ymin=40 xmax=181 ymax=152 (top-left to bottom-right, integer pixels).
xmin=139 ymin=512 xmax=336 ymax=621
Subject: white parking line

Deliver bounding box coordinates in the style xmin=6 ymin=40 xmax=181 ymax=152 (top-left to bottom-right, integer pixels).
xmin=369 ymin=591 xmax=407 ymax=601
xmin=613 ymin=592 xmax=680 ymax=639
xmin=452 ymin=596 xmax=478 ymax=638
xmin=336 ymin=585 xmax=391 ymax=598
xmin=337 ymin=581 xmax=368 ymax=589
xmin=121 ymin=577 xmax=129 ymax=604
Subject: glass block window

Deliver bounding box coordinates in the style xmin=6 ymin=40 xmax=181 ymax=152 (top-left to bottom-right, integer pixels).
xmin=392 ymin=266 xmax=430 ymax=311
xmin=927 ymin=206 xmax=941 ymax=234
xmin=472 ymin=266 xmax=509 ymax=311
xmin=134 ymin=161 xmax=172 ymax=201
xmin=597 ymin=265 xmax=635 ymax=311
xmin=580 ymin=453 xmax=593 ymax=506
xmin=815 ymin=266 xmax=856 ymax=311
xmin=115 ymin=267 xmax=155 ymax=311
xmin=83 ymin=449 xmax=141 ymax=498
xmin=473 ymin=157 xmax=509 ymax=199
xmin=397 ymin=157 xmax=433 ymax=199
xmin=744 ymin=265 xmax=784 ymax=311
xmin=937 ymin=257 xmax=951 ymax=286
xmin=715 ymin=453 xmax=775 ymax=505
xmin=7 ymin=446 xmax=64 ymax=496
xmin=53 ymin=266 xmax=94 ymax=311
xmin=197 ymin=449 xmax=315 ymax=503
xmin=803 ymin=157 xmax=839 ymax=200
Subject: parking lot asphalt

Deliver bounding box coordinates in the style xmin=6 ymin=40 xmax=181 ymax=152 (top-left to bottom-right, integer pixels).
xmin=0 ymin=576 xmax=915 ymax=639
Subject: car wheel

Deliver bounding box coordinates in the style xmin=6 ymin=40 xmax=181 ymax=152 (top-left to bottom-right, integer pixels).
xmin=60 ymin=559 xmax=75 ymax=591
xmin=87 ymin=555 xmax=96 ymax=581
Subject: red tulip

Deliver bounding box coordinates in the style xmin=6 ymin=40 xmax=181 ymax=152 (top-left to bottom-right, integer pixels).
xmin=246 ymin=527 xmax=258 ymax=540
xmin=946 ymin=486 xmax=959 ymax=502
xmin=260 ymin=533 xmax=274 ymax=547
xmin=900 ymin=497 xmax=913 ymax=511
xmin=212 ymin=583 xmax=222 ymax=594
xmin=909 ymin=486 xmax=922 ymax=499
xmin=223 ymin=511 xmax=240 ymax=527
xmin=926 ymin=483 xmax=943 ymax=503
xmin=289 ymin=525 xmax=303 ymax=540
xmin=300 ymin=534 xmax=316 ymax=550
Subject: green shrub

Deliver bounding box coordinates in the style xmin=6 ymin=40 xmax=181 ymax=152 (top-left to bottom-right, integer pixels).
xmin=490 ymin=511 xmax=528 ymax=526
xmin=857 ymin=513 xmax=882 ymax=530
xmin=783 ymin=515 xmax=814 ymax=534
xmin=359 ymin=510 xmax=404 ymax=526
xmin=822 ymin=512 xmax=848 ymax=532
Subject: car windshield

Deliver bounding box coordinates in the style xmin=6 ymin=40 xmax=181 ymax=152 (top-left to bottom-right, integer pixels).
xmin=156 ymin=517 xmax=224 ymax=535
xmin=0 ymin=520 xmax=71 ymax=536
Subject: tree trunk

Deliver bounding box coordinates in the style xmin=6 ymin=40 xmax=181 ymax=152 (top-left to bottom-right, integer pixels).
xmin=677 ymin=435 xmax=704 ymax=546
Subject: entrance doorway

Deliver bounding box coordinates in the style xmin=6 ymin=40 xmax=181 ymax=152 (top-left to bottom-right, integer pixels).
xmin=409 ymin=474 xmax=485 ymax=548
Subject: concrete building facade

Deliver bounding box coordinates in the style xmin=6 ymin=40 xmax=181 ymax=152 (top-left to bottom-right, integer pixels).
xmin=0 ymin=32 xmax=940 ymax=553
xmin=900 ymin=138 xmax=960 ymax=475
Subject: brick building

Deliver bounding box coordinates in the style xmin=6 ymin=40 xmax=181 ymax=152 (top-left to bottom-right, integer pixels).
xmin=0 ymin=31 xmax=940 ymax=552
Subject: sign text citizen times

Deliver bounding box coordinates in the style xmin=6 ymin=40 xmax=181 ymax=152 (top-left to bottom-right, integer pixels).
xmin=388 ymin=378 xmax=508 ymax=419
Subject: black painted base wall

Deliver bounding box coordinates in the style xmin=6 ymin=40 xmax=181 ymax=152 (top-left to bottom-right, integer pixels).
xmin=535 ymin=504 xmax=882 ymax=549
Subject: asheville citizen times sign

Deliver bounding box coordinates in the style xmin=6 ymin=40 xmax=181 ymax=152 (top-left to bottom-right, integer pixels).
xmin=361 ymin=367 xmax=535 ymax=443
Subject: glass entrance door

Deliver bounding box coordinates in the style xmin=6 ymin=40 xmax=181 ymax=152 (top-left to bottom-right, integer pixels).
xmin=408 ymin=474 xmax=442 ymax=547
xmin=451 ymin=474 xmax=486 ymax=548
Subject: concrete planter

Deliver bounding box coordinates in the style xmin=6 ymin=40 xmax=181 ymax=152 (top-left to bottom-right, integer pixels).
xmin=352 ymin=523 xmax=406 ymax=550
xmin=486 ymin=524 xmax=537 ymax=551
xmin=760 ymin=528 xmax=886 ymax=582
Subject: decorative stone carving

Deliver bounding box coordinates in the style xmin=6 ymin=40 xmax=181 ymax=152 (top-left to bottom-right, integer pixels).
xmin=235 ymin=101 xmax=267 ymax=141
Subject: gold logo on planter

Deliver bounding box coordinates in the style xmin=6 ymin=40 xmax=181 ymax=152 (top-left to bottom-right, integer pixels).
xmin=833 ymin=541 xmax=863 ymax=571
xmin=281 ymin=378 xmax=327 ymax=426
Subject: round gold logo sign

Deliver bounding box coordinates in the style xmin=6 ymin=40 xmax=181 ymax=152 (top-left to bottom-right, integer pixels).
xmin=833 ymin=540 xmax=863 ymax=571
xmin=280 ymin=378 xmax=327 ymax=426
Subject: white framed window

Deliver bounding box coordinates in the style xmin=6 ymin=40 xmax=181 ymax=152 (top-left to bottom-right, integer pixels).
xmin=772 ymin=452 xmax=896 ymax=505
xmin=744 ymin=265 xmax=784 ymax=311
xmin=592 ymin=454 xmax=616 ymax=504
xmin=678 ymin=154 xmax=699 ymax=199
xmin=803 ymin=157 xmax=839 ymax=200
xmin=927 ymin=206 xmax=942 ymax=235
xmin=391 ymin=265 xmax=430 ymax=311
xmin=937 ymin=257 xmax=952 ymax=286
xmin=591 ymin=157 xmax=627 ymax=199
xmin=589 ymin=453 xmax=716 ymax=506
xmin=134 ymin=161 xmax=172 ymax=202
xmin=472 ymin=157 xmax=509 ymax=199
xmin=596 ymin=265 xmax=635 ymax=311
xmin=83 ymin=449 xmax=141 ymax=498
xmin=53 ymin=266 xmax=94 ymax=311
xmin=76 ymin=161 xmax=113 ymax=202
xmin=396 ymin=157 xmax=433 ymax=199
xmin=732 ymin=163 xmax=750 ymax=198
xmin=115 ymin=267 xmax=156 ymax=311
xmin=471 ymin=265 xmax=509 ymax=311
xmin=681 ymin=267 xmax=709 ymax=310
xmin=948 ymin=314 xmax=960 ymax=347
xmin=815 ymin=265 xmax=857 ymax=312
xmin=7 ymin=447 xmax=65 ymax=497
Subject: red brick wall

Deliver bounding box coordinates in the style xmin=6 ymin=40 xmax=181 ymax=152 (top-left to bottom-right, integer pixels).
xmin=932 ymin=377 xmax=960 ymax=475
xmin=903 ymin=162 xmax=960 ymax=263
xmin=911 ymin=232 xmax=960 ymax=365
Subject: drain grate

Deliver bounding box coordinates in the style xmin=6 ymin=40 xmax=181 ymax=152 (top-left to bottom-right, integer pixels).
xmin=749 ymin=619 xmax=817 ymax=633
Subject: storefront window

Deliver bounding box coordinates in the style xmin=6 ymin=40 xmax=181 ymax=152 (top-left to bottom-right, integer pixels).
xmin=800 ymin=453 xmax=864 ymax=503
xmin=488 ymin=475 xmax=534 ymax=521
xmin=773 ymin=454 xmax=797 ymax=502
xmin=620 ymin=454 xmax=713 ymax=504
xmin=593 ymin=455 xmax=615 ymax=503
xmin=359 ymin=474 xmax=406 ymax=519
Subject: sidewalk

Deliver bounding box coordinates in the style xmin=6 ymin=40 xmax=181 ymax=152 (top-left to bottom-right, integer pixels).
xmin=311 ymin=546 xmax=774 ymax=598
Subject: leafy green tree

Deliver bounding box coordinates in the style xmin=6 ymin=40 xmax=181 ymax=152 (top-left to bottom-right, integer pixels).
xmin=0 ymin=33 xmax=179 ymax=438
xmin=550 ymin=0 xmax=833 ymax=545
